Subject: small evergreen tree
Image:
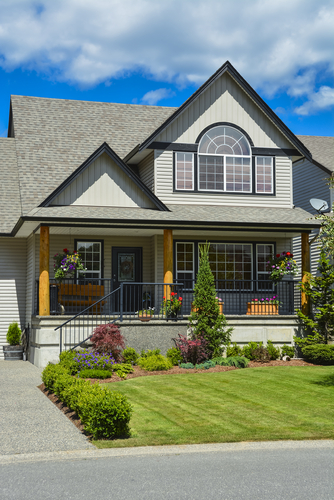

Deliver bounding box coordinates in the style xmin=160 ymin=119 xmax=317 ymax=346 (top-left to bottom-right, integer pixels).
xmin=189 ymin=243 xmax=233 ymax=357
xmin=296 ymin=251 xmax=334 ymax=343
xmin=6 ymin=322 xmax=22 ymax=346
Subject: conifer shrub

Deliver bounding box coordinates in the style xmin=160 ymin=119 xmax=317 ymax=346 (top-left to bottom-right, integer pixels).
xmin=90 ymin=323 xmax=126 ymax=362
xmin=301 ymin=344 xmax=334 ymax=365
xmin=140 ymin=348 xmax=161 ymax=358
xmin=6 ymin=322 xmax=21 ymax=345
xmin=122 ymin=347 xmax=139 ymax=364
xmin=189 ymin=243 xmax=233 ymax=357
xmin=138 ymin=354 xmax=172 ymax=371
xmin=166 ymin=347 xmax=183 ymax=365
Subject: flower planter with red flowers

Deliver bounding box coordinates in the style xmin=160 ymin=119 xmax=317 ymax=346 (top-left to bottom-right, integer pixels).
xmin=161 ymin=292 xmax=182 ymax=320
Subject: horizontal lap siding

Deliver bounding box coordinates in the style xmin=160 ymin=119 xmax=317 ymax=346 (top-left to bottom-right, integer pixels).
xmin=0 ymin=238 xmax=27 ymax=359
xmin=155 ymin=150 xmax=292 ymax=207
xmin=25 ymin=234 xmax=35 ymax=325
xmin=138 ymin=151 xmax=154 ymax=192
xmin=293 ymin=159 xmax=330 ymax=276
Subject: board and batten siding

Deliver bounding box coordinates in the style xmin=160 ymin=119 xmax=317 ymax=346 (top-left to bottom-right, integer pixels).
xmin=138 ymin=151 xmax=154 ymax=192
xmin=51 ymin=153 xmax=155 ymax=208
xmin=0 ymin=238 xmax=27 ymax=359
xmin=156 ymin=73 xmax=293 ymax=149
xmin=155 ymin=150 xmax=292 ymax=207
xmin=292 ymin=158 xmax=331 ymax=276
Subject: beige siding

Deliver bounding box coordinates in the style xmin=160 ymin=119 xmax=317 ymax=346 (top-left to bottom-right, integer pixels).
xmin=25 ymin=234 xmax=36 ymax=325
xmin=155 ymin=150 xmax=292 ymax=207
xmin=0 ymin=238 xmax=27 ymax=359
xmin=51 ymin=153 xmax=155 ymax=208
xmin=138 ymin=151 xmax=154 ymax=192
xmin=292 ymin=159 xmax=330 ymax=276
xmin=156 ymin=73 xmax=293 ymax=149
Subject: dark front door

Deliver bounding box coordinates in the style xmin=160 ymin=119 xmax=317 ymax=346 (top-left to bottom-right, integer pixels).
xmin=112 ymin=247 xmax=142 ymax=313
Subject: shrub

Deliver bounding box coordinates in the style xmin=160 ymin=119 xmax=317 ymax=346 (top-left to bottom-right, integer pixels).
xmin=53 ymin=372 xmax=74 ymax=400
xmin=173 ymin=334 xmax=208 ymax=365
xmin=140 ymin=349 xmax=161 ymax=358
xmin=6 ymin=322 xmax=21 ymax=345
xmin=166 ymin=347 xmax=183 ymax=366
xmin=188 ymin=243 xmax=233 ymax=357
xmin=294 ymin=333 xmax=325 ymax=348
xmin=241 ymin=342 xmax=262 ymax=360
xmin=180 ymin=362 xmax=195 ymax=369
xmin=90 ymin=323 xmax=126 ymax=362
xmin=301 ymin=345 xmax=334 ymax=365
xmin=138 ymin=354 xmax=172 ymax=371
xmin=73 ymin=352 xmax=115 ymax=371
xmin=122 ymin=347 xmax=139 ymax=365
xmin=281 ymin=344 xmax=295 ymax=358
xmin=195 ymin=360 xmax=216 ymax=370
xmin=213 ymin=356 xmax=249 ymax=368
xmin=267 ymin=340 xmax=280 ymax=360
xmin=251 ymin=346 xmax=271 ymax=363
xmin=226 ymin=342 xmax=242 ymax=357
xmin=79 ymin=368 xmax=112 ymax=379
xmin=61 ymin=378 xmax=91 ymax=412
xmin=42 ymin=363 xmax=70 ymax=392
xmin=112 ymin=363 xmax=133 ymax=379
xmin=59 ymin=350 xmax=79 ymax=375
xmin=78 ymin=386 xmax=132 ymax=440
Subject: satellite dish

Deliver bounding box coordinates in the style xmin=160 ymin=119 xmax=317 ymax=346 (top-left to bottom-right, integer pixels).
xmin=309 ymin=198 xmax=329 ymax=213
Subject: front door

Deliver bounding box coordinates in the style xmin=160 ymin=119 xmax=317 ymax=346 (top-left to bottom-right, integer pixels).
xmin=112 ymin=247 xmax=142 ymax=313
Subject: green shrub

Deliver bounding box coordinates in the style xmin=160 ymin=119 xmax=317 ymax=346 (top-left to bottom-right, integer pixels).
xmin=61 ymin=378 xmax=91 ymax=412
xmin=301 ymin=345 xmax=334 ymax=365
xmin=212 ymin=356 xmax=249 ymax=368
xmin=294 ymin=333 xmax=325 ymax=348
xmin=281 ymin=344 xmax=295 ymax=358
xmin=140 ymin=348 xmax=161 ymax=358
xmin=122 ymin=347 xmax=139 ymax=365
xmin=59 ymin=350 xmax=79 ymax=375
xmin=112 ymin=363 xmax=133 ymax=379
xmin=77 ymin=385 xmax=132 ymax=439
xmin=251 ymin=346 xmax=271 ymax=363
xmin=79 ymin=368 xmax=112 ymax=379
xmin=41 ymin=363 xmax=70 ymax=392
xmin=138 ymin=354 xmax=172 ymax=371
xmin=167 ymin=347 xmax=183 ymax=366
xmin=53 ymin=372 xmax=74 ymax=400
xmin=180 ymin=362 xmax=195 ymax=369
xmin=6 ymin=322 xmax=21 ymax=345
xmin=267 ymin=340 xmax=280 ymax=360
xmin=241 ymin=341 xmax=262 ymax=360
xmin=226 ymin=343 xmax=242 ymax=357
xmin=194 ymin=360 xmax=216 ymax=369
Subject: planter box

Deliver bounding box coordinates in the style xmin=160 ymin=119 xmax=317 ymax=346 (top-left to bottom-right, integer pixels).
xmin=3 ymin=345 xmax=24 ymax=360
xmin=138 ymin=313 xmax=153 ymax=322
xmin=191 ymin=303 xmax=224 ymax=314
xmin=246 ymin=303 xmax=279 ymax=315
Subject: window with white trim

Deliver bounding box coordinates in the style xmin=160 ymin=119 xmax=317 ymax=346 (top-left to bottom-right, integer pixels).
xmin=198 ymin=126 xmax=252 ymax=192
xmin=256 ymin=157 xmax=273 ymax=193
xmin=256 ymin=244 xmax=274 ymax=284
xmin=175 ymin=152 xmax=194 ymax=190
xmin=76 ymin=241 xmax=102 ymax=279
xmin=176 ymin=242 xmax=194 ymax=288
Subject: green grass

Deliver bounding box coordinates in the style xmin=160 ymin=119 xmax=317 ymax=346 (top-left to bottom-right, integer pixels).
xmin=94 ymin=366 xmax=334 ymax=448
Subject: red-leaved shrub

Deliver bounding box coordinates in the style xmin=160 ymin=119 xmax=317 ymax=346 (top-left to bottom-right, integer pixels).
xmin=173 ymin=334 xmax=208 ymax=364
xmin=90 ymin=324 xmax=125 ymax=362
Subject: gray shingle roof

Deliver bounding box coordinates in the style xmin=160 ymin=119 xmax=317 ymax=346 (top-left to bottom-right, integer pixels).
xmin=11 ymin=95 xmax=176 ymax=216
xmin=25 ymin=204 xmax=320 ymax=229
xmin=0 ymin=138 xmax=22 ymax=234
xmin=297 ymin=135 xmax=334 ymax=172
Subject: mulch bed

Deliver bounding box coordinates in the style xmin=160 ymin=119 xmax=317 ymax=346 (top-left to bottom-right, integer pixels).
xmin=38 ymin=358 xmax=317 ymax=439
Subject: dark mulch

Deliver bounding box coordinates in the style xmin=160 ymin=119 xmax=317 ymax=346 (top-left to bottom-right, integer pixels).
xmin=38 ymin=358 xmax=317 ymax=439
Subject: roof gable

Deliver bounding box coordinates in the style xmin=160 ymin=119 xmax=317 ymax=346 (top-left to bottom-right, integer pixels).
xmin=138 ymin=61 xmax=312 ymax=160
xmin=42 ymin=143 xmax=169 ymax=211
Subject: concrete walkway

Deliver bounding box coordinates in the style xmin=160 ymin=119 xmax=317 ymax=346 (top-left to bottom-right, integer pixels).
xmin=0 ymin=361 xmax=93 ymax=455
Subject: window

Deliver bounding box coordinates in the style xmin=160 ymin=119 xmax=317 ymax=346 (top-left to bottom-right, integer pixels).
xmin=176 ymin=242 xmax=194 ymax=288
xmin=205 ymin=243 xmax=252 ymax=289
xmin=256 ymin=244 xmax=274 ymax=290
xmin=198 ymin=126 xmax=251 ymax=193
xmin=175 ymin=153 xmax=194 ymax=190
xmin=76 ymin=241 xmax=102 ymax=279
xmin=256 ymin=157 xmax=273 ymax=193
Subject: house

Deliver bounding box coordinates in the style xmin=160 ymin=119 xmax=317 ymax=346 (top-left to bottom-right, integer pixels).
xmin=0 ymin=61 xmax=322 ymax=367
xmin=293 ymin=136 xmax=333 ymax=276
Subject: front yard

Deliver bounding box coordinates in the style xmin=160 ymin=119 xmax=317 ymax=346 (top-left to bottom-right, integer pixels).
xmin=94 ymin=366 xmax=334 ymax=448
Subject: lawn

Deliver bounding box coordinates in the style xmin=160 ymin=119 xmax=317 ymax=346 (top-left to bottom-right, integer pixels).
xmin=94 ymin=366 xmax=334 ymax=448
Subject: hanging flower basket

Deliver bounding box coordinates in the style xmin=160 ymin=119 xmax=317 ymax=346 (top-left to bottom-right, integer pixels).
xmin=53 ymin=248 xmax=86 ymax=283
xmin=267 ymin=251 xmax=298 ymax=284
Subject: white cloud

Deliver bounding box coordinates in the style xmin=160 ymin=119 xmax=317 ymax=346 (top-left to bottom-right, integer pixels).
xmin=141 ymin=88 xmax=175 ymax=105
xmin=0 ymin=0 xmax=333 ymax=108
xmin=294 ymin=86 xmax=334 ymax=115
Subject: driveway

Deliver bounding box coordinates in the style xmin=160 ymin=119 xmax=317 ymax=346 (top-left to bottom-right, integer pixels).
xmin=0 ymin=361 xmax=93 ymax=455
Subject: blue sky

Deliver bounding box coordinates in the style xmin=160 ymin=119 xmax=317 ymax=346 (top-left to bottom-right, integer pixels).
xmin=0 ymin=0 xmax=333 ymax=138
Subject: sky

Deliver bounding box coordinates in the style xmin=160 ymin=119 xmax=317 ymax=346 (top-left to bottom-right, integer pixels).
xmin=0 ymin=0 xmax=333 ymax=138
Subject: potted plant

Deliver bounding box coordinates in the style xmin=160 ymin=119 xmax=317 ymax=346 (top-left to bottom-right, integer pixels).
xmin=53 ymin=248 xmax=86 ymax=283
xmin=246 ymin=296 xmax=280 ymax=315
xmin=161 ymin=292 xmax=183 ymax=320
xmin=137 ymin=308 xmax=154 ymax=321
xmin=267 ymin=251 xmax=298 ymax=284
xmin=3 ymin=322 xmax=23 ymax=360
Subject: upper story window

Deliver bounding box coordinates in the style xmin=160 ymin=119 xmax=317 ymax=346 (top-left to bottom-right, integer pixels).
xmin=198 ymin=126 xmax=251 ymax=193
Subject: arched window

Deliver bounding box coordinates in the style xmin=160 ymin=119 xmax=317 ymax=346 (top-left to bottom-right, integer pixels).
xmin=198 ymin=125 xmax=252 ymax=192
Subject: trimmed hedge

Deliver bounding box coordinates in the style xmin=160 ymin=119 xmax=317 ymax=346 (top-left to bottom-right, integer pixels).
xmin=302 ymin=345 xmax=334 ymax=365
xmin=41 ymin=361 xmax=132 ymax=439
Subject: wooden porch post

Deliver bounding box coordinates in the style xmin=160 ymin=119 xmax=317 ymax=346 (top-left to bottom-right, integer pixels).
xmin=164 ymin=229 xmax=173 ymax=300
xmin=301 ymin=232 xmax=310 ymax=316
xmin=39 ymin=226 xmax=50 ymax=316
